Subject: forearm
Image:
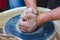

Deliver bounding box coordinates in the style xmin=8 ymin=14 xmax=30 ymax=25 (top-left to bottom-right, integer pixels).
xmin=24 ymin=0 xmax=37 ymax=9
xmin=37 ymin=7 xmax=60 ymax=26
xmin=46 ymin=7 xmax=60 ymax=21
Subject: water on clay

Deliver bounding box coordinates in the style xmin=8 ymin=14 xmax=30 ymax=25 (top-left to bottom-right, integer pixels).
xmin=5 ymin=15 xmax=55 ymax=40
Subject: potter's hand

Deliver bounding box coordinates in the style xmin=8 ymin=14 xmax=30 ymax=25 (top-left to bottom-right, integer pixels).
xmin=19 ymin=7 xmax=60 ymax=32
xmin=18 ymin=8 xmax=38 ymax=32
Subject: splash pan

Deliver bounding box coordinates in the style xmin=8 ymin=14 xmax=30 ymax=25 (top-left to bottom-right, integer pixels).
xmin=0 ymin=7 xmax=56 ymax=40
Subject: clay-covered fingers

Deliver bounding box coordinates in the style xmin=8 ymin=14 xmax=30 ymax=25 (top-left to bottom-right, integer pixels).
xmin=19 ymin=26 xmax=28 ymax=32
xmin=18 ymin=19 xmax=30 ymax=32
xmin=19 ymin=21 xmax=29 ymax=29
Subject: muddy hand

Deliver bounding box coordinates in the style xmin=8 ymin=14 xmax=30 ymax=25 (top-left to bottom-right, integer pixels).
xmin=18 ymin=8 xmax=38 ymax=32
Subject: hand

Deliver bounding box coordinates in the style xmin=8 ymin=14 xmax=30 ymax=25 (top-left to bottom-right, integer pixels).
xmin=18 ymin=8 xmax=38 ymax=32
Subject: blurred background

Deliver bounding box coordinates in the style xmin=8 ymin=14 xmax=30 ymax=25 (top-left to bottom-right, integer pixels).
xmin=0 ymin=0 xmax=60 ymax=12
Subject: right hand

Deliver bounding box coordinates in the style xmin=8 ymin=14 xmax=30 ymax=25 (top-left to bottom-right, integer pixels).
xmin=18 ymin=8 xmax=39 ymax=32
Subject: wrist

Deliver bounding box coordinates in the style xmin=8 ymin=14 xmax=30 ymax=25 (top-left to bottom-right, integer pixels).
xmin=36 ymin=13 xmax=51 ymax=26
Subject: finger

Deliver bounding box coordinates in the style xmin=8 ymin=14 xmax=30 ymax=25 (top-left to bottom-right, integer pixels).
xmin=26 ymin=13 xmax=32 ymax=20
xmin=19 ymin=20 xmax=30 ymax=29
xmin=23 ymin=9 xmax=28 ymax=14
xmin=19 ymin=22 xmax=34 ymax=32
xmin=20 ymin=15 xmax=28 ymax=21
xmin=19 ymin=26 xmax=28 ymax=30
xmin=19 ymin=23 xmax=32 ymax=32
xmin=20 ymin=27 xmax=31 ymax=32
xmin=19 ymin=24 xmax=29 ymax=29
xmin=19 ymin=26 xmax=28 ymax=32
xmin=20 ymin=29 xmax=27 ymax=32
xmin=33 ymin=9 xmax=38 ymax=15
xmin=20 ymin=15 xmax=27 ymax=20
xmin=20 ymin=13 xmax=27 ymax=20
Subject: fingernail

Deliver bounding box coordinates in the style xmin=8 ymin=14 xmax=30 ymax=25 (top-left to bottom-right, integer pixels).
xmin=27 ymin=29 xmax=31 ymax=32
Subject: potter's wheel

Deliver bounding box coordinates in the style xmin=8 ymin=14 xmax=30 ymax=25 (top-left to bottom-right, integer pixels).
xmin=4 ymin=14 xmax=55 ymax=40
